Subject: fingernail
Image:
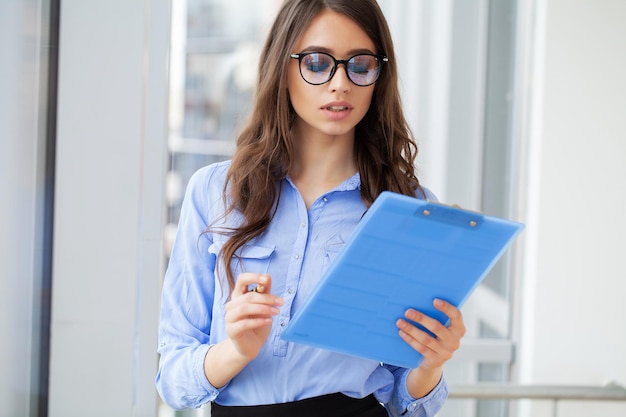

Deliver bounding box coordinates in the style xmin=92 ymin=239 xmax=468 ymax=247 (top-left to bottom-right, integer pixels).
xmin=405 ymin=309 xmax=417 ymax=320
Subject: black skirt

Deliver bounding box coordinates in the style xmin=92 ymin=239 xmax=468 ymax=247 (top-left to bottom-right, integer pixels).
xmin=210 ymin=393 xmax=388 ymax=417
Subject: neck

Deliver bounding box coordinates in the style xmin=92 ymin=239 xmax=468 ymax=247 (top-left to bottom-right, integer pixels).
xmin=289 ymin=125 xmax=358 ymax=208
xmin=290 ymin=131 xmax=356 ymax=183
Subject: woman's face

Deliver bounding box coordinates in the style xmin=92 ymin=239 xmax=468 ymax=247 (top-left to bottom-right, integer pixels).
xmin=287 ymin=10 xmax=377 ymax=141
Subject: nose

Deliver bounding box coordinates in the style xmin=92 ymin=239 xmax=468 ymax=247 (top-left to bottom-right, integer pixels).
xmin=327 ymin=63 xmax=351 ymax=93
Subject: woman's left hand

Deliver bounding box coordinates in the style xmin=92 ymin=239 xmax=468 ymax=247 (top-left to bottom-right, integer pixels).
xmin=397 ymin=298 xmax=466 ymax=370
xmin=396 ymin=298 xmax=466 ymax=398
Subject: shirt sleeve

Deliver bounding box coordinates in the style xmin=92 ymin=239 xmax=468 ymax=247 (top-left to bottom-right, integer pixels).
xmin=155 ymin=167 xmax=225 ymax=409
xmin=383 ymin=366 xmax=449 ymax=417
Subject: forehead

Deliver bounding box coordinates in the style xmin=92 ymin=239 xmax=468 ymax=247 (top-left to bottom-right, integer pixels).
xmin=293 ymin=10 xmax=376 ymax=55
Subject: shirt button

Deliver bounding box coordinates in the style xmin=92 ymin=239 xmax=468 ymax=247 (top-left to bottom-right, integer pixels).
xmin=280 ymin=320 xmax=286 ymax=327
xmin=294 ymin=254 xmax=300 ymax=260
xmin=301 ymin=222 xmax=306 ymax=228
xmin=287 ymin=288 xmax=294 ymax=294
xmin=323 ymin=197 xmax=328 ymax=202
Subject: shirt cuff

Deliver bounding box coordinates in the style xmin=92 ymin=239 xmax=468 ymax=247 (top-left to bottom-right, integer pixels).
xmin=193 ymin=344 xmax=229 ymax=402
xmin=395 ymin=371 xmax=449 ymax=416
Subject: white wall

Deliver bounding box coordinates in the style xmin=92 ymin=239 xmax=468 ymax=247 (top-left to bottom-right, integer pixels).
xmin=517 ymin=0 xmax=626 ymax=415
xmin=48 ymin=1 xmax=170 ymax=416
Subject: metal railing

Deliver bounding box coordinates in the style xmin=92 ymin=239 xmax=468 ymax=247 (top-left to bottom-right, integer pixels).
xmin=448 ymin=382 xmax=626 ymax=417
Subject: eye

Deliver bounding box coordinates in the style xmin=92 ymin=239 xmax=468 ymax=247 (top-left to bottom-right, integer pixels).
xmin=303 ymin=53 xmax=332 ymax=73
xmin=349 ymin=56 xmax=376 ymax=74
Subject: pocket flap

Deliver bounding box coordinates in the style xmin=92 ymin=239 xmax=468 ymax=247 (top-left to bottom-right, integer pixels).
xmin=235 ymin=244 xmax=275 ymax=260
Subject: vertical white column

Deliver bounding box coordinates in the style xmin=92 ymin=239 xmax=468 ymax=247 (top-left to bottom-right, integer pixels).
xmin=516 ymin=0 xmax=626 ymax=415
xmin=49 ymin=1 xmax=169 ymax=416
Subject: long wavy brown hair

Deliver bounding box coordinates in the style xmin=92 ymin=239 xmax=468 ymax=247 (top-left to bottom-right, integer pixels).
xmin=216 ymin=0 xmax=423 ymax=291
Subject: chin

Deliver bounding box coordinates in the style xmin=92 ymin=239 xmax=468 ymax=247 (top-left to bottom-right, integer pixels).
xmin=319 ymin=122 xmax=360 ymax=138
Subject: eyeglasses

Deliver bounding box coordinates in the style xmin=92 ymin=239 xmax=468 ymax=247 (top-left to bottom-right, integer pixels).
xmin=290 ymin=52 xmax=388 ymax=87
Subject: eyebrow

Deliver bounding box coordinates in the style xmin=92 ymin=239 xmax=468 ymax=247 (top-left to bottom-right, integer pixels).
xmin=298 ymin=45 xmax=378 ymax=56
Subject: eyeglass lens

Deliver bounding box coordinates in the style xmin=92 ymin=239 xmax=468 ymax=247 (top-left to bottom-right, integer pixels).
xmin=298 ymin=53 xmax=382 ymax=86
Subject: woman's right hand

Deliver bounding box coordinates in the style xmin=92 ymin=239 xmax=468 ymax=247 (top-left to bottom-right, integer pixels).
xmin=224 ymin=272 xmax=284 ymax=360
xmin=203 ymin=273 xmax=283 ymax=388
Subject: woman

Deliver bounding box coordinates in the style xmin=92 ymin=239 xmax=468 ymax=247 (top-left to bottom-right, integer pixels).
xmin=156 ymin=1 xmax=466 ymax=416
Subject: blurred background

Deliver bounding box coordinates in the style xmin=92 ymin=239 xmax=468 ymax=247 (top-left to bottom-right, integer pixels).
xmin=1 ymin=0 xmax=624 ymax=416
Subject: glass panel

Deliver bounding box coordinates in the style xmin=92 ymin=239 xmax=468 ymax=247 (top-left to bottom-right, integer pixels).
xmin=164 ymin=0 xmax=280 ymax=254
xmin=480 ymin=0 xmax=518 ymax=302
xmin=440 ymin=0 xmax=518 ymax=415
xmin=161 ymin=1 xmax=280 ymax=414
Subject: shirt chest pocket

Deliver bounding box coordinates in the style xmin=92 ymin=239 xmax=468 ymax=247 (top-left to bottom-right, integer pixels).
xmin=232 ymin=244 xmax=276 ymax=277
xmin=322 ymin=234 xmax=346 ymax=273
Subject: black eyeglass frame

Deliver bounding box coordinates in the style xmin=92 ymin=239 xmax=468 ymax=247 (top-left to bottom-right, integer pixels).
xmin=290 ymin=51 xmax=389 ymax=87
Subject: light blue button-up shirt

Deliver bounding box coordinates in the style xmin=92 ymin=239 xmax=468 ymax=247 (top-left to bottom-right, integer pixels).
xmin=156 ymin=160 xmax=448 ymax=416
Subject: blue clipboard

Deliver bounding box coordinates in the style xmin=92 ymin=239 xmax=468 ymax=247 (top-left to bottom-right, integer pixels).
xmin=281 ymin=191 xmax=524 ymax=368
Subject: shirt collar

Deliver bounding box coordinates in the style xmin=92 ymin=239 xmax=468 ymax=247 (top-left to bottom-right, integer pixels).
xmin=285 ymin=171 xmax=361 ymax=192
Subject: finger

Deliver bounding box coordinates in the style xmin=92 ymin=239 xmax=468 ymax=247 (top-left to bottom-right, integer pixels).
xmin=226 ymin=293 xmax=284 ymax=318
xmin=226 ymin=303 xmax=280 ymax=322
xmin=396 ymin=317 xmax=441 ymax=351
xmin=403 ymin=308 xmax=449 ymax=341
xmin=227 ymin=316 xmax=274 ymax=335
xmin=400 ymin=308 xmax=461 ymax=354
xmin=433 ymin=298 xmax=466 ymax=338
xmin=397 ymin=327 xmax=448 ymax=370
xmin=396 ymin=319 xmax=445 ymax=366
xmin=250 ymin=273 xmax=271 ymax=294
xmin=233 ymin=273 xmax=271 ymax=296
xmin=396 ymin=316 xmax=463 ymax=370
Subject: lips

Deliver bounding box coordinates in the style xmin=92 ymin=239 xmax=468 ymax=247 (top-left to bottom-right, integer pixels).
xmin=322 ymin=101 xmax=353 ymax=112
xmin=319 ymin=101 xmax=354 ymax=121
xmin=325 ymin=105 xmax=350 ymax=112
